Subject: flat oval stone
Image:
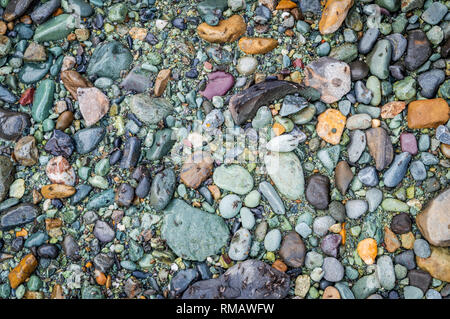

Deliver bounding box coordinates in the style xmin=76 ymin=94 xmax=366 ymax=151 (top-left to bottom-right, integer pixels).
xmin=305 ymin=174 xmax=330 ymax=209
xmin=366 ymin=39 xmax=392 ymax=80
xmin=162 ymin=199 xmax=230 ymax=261
xmin=213 ymin=165 xmax=253 ymax=195
xmin=405 ymin=30 xmax=431 ymax=71
xmin=345 ymin=200 xmax=368 ymax=219
xmin=34 ymin=14 xmax=76 ymax=42
xmin=129 ymin=94 xmax=173 ymax=125
xmin=31 ymin=79 xmax=55 ymax=123
xmin=279 ymin=231 xmax=306 ymax=267
xmin=264 ymin=151 xmax=304 ymax=200
xmin=228 ymin=228 xmax=251 ymax=261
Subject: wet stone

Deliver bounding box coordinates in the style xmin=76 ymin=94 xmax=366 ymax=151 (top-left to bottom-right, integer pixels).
xmin=306 ymin=174 xmax=330 ymax=210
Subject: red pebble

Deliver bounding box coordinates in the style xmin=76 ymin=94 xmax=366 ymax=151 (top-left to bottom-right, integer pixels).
xmin=19 ymin=87 xmax=35 ymax=105
xmin=293 ymin=58 xmax=304 ymax=69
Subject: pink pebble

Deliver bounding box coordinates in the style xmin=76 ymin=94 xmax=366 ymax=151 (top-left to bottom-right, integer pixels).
xmin=400 ymin=132 xmax=418 ymax=155
xmin=200 ymin=71 xmax=235 ymax=100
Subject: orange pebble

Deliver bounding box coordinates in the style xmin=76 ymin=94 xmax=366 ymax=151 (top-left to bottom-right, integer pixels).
xmin=272 ymin=260 xmax=288 ymax=272
xmin=276 ymin=0 xmax=297 ymax=10
xmin=339 ymin=223 xmax=346 ymax=244
xmin=85 ymin=262 xmax=93 ymax=268
xmin=357 ymin=238 xmax=378 ymax=265
xmin=16 ymin=229 xmax=28 ymax=237
xmin=95 ymin=270 xmax=107 ymax=286
xmin=272 ymin=122 xmax=286 ymax=136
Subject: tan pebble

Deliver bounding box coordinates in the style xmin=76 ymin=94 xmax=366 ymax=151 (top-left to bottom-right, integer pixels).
xmin=238 ymin=37 xmax=278 ymax=54
xmin=41 ymin=184 xmax=76 ymax=199
xmin=316 ymin=109 xmax=347 ymax=145
xmin=197 ymin=15 xmax=246 ymax=43
xmin=154 ymin=69 xmax=171 ymax=97
xmin=319 ymin=0 xmax=354 ymax=35
xmin=323 ymin=286 xmax=341 ymax=299
xmin=407 ymin=98 xmax=449 ymax=129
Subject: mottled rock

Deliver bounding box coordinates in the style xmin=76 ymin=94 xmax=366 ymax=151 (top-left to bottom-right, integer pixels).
xmin=197 ymin=15 xmax=246 ymax=43
xmin=279 ymin=231 xmax=306 ymax=267
xmin=306 ymin=174 xmax=330 ymax=209
xmin=365 ymin=127 xmax=394 ymax=171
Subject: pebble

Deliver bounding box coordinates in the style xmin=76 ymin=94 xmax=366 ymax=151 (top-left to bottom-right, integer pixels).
xmin=313 ymin=216 xmax=335 ymax=237
xmin=345 ymin=200 xmax=368 ymax=219
xmin=258 ymin=181 xmax=285 ymax=215
xmin=322 ymin=257 xmax=344 ymax=282
xmin=383 ymin=152 xmax=412 ymax=188
xmin=279 ymin=231 xmax=306 ymax=267
xmin=228 ymin=228 xmax=251 ymax=261
xmin=358 ymin=166 xmax=378 ymax=186
xmin=213 ymin=165 xmax=253 ymax=195
xmin=264 ymin=229 xmax=282 ymax=252
xmin=305 ymin=174 xmax=330 ymax=209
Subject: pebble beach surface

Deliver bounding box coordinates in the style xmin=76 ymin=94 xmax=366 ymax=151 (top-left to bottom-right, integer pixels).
xmin=0 ymin=0 xmax=449 ymax=300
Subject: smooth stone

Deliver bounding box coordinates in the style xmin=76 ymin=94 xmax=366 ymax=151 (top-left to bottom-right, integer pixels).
xmin=30 ymin=0 xmax=61 ymax=24
xmin=346 ymin=114 xmax=372 ymax=130
xmin=146 ymin=129 xmax=175 ymax=161
xmin=321 ymin=234 xmax=342 ymax=257
xmin=345 ymin=200 xmax=368 ymax=219
xmin=73 ymin=127 xmax=105 ymax=154
xmin=358 ymin=166 xmax=378 ymax=187
xmin=376 ymin=255 xmax=396 ymax=290
xmin=280 ymin=95 xmax=308 ymax=117
xmin=86 ymin=189 xmax=115 ymax=210
xmin=31 ymin=79 xmax=55 ymax=123
xmin=322 ymin=257 xmax=344 ymax=282
xmin=87 ymin=41 xmax=133 ymax=79
xmin=213 ymin=165 xmax=253 ymax=195
xmin=305 ymin=174 xmax=330 ymax=209
xmin=149 ymin=168 xmax=176 ymax=211
xmin=366 ymin=188 xmax=383 ymax=212
xmin=313 ymin=216 xmax=335 ymax=237
xmin=365 ymin=127 xmax=394 ymax=171
xmin=162 ymin=199 xmax=230 ymax=261
xmin=258 ymin=181 xmax=284 ymax=215
xmin=219 ymin=194 xmax=242 ymax=219
xmin=34 ymin=14 xmax=76 ymax=42
xmin=120 ymin=66 xmax=152 ymax=93
xmin=0 ymin=156 xmax=15 ymax=202
xmin=229 ymin=80 xmax=303 ymax=125
xmin=405 ymin=30 xmax=431 ymax=71
xmin=349 ymin=60 xmax=369 ymax=81
xmin=348 ymin=130 xmax=366 ymax=163
xmin=120 ymin=137 xmax=141 ymax=169
xmin=358 ymin=28 xmax=379 ymax=54
xmin=200 ymin=71 xmax=234 ymax=100
xmin=366 ymin=39 xmax=392 ymax=80
xmin=3 ymin=0 xmax=34 ymax=22
xmin=400 ymin=132 xmax=418 ymax=155
xmin=264 ymin=151 xmax=304 ymax=200
xmin=264 ymin=229 xmax=282 ymax=252
xmin=355 ymin=81 xmax=373 ymax=105
xmin=228 ymin=228 xmax=252 ymax=261
xmin=129 ymin=94 xmax=173 ymax=125
xmin=0 ymin=203 xmax=38 ymax=230
xmin=328 ymin=201 xmax=346 ymax=222
xmin=240 ymin=207 xmax=255 ymax=229
xmin=386 ymin=33 xmax=407 ymax=62
xmin=170 ymin=269 xmax=199 ymax=296
xmin=182 ymin=259 xmax=289 ymax=299
xmin=417 ymin=69 xmax=445 ymax=99
xmin=383 ymin=152 xmax=411 ymax=188
xmin=352 ymin=274 xmax=381 ymax=299
xmin=421 ymin=2 xmax=448 ymax=25
xmin=317 ymin=145 xmax=341 ymax=174
xmin=404 ymin=286 xmax=424 ymax=299
xmin=279 ymin=231 xmax=306 ymax=267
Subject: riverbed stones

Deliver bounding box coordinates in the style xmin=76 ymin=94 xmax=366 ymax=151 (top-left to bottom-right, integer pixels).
xmin=162 ymin=199 xmax=229 ymax=261
xmin=319 ymin=0 xmax=354 ymax=35
xmin=3 ymin=0 xmax=35 ymax=22
xmin=365 ymin=127 xmax=394 ymax=171
xmin=416 ymin=246 xmax=450 ymax=282
xmin=316 ymin=109 xmax=347 ymax=145
xmin=304 ymin=57 xmax=351 ymax=104
xmin=150 ymin=169 xmax=176 ymax=211
xmin=34 ymin=14 xmax=77 ymax=42
xmin=407 ymin=98 xmax=449 ymax=129
xmin=264 ymin=151 xmax=304 ymax=200
xmin=32 ymin=79 xmax=55 ymax=123
xmin=182 ymin=259 xmax=289 ymax=299
xmin=200 ymin=71 xmax=235 ymax=100
xmin=348 ymin=130 xmax=366 ymax=163
xmin=197 ymin=15 xmax=246 ymax=43
xmin=416 ymin=188 xmax=450 ymax=247
xmin=322 ymin=257 xmax=344 ymax=282
xmin=258 ymin=181 xmax=285 ymax=215
xmin=73 ymin=127 xmax=106 ymax=154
